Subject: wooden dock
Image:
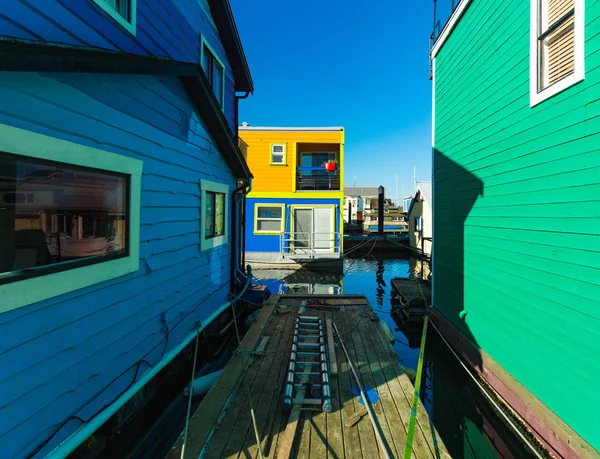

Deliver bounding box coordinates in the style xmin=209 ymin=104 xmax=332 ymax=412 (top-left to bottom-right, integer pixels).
xmin=172 ymin=295 xmax=449 ymax=459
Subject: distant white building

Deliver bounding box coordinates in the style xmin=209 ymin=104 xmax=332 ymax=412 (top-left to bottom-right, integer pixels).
xmin=408 ymin=181 xmax=432 ymax=256
xmin=343 ymin=186 xmax=380 ymax=224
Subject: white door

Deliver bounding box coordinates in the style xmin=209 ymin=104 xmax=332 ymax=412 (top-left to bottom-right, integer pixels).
xmin=292 ymin=207 xmax=334 ymax=253
xmin=313 ymin=207 xmax=333 ymax=252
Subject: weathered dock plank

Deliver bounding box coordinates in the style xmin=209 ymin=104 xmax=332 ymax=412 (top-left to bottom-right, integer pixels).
xmin=178 ymin=296 xmax=278 ymax=458
xmin=177 ymin=295 xmax=449 ymax=459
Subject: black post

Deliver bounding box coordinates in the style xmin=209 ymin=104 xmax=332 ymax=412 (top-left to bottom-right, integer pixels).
xmin=378 ymin=185 xmax=384 ymax=236
xmin=348 ymin=201 xmax=352 ymax=225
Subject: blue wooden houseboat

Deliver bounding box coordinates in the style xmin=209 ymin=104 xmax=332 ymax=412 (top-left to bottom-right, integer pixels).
xmin=0 ymin=0 xmax=253 ymax=456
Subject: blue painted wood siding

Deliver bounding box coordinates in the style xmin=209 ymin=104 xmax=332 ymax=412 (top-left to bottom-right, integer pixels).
xmin=0 ymin=0 xmax=237 ymax=131
xmin=0 ymin=71 xmax=236 ymax=458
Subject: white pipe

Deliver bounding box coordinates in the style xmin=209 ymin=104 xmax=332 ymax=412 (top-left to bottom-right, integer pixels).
xmin=45 ymin=271 xmax=253 ymax=459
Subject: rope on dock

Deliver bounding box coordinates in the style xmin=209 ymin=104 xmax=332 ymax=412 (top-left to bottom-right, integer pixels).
xmin=429 ymin=320 xmax=546 ymax=459
xmin=333 ymin=322 xmax=393 ymax=459
xmin=180 ymin=326 xmax=200 ymax=459
xmin=403 ymin=315 xmax=429 ymax=459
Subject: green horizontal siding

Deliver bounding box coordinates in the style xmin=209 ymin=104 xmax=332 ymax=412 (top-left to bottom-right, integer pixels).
xmin=434 ymin=0 xmax=600 ymax=452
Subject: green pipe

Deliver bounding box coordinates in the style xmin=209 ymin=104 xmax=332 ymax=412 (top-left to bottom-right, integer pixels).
xmin=403 ymin=315 xmax=429 ymax=459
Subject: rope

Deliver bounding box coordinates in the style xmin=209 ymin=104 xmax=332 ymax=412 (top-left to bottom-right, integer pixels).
xmin=429 ymin=320 xmax=545 ymax=459
xmin=347 ymin=236 xmax=379 ymax=269
xmin=230 ymin=285 xmax=264 ymax=459
xmin=403 ymin=316 xmax=429 ymax=459
xmin=180 ymin=325 xmax=200 ymax=459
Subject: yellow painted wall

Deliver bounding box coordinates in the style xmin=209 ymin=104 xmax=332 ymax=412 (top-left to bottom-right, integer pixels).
xmin=239 ymin=129 xmax=344 ymax=194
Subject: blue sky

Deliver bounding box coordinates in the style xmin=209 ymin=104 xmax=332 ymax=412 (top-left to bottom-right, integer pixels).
xmin=231 ymin=0 xmax=436 ymax=205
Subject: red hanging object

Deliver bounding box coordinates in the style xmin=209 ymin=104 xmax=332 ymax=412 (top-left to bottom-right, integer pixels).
xmin=324 ymin=162 xmax=336 ymax=172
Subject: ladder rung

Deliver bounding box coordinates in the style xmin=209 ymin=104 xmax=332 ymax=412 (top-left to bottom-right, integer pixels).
xmin=293 ymin=398 xmax=322 ymax=405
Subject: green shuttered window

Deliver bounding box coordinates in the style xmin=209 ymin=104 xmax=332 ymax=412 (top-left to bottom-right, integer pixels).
xmin=530 ymin=0 xmax=585 ymax=106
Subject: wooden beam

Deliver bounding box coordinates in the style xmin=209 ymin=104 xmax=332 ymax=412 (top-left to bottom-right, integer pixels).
xmin=326 ymin=319 xmax=338 ymax=376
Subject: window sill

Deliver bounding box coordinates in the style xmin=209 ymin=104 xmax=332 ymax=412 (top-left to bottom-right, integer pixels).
xmin=530 ymin=72 xmax=585 ymax=107
xmin=0 ymin=255 xmax=139 ymax=314
xmin=270 ymin=163 xmax=287 ymax=166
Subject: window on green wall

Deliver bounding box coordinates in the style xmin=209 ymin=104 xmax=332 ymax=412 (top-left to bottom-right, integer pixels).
xmin=531 ymin=0 xmax=584 ymax=105
xmin=202 ymin=43 xmax=225 ymax=109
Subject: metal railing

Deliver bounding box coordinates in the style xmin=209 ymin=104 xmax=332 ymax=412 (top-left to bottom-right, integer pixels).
xmin=430 ymin=0 xmax=463 ymax=77
xmin=280 ymin=232 xmax=341 ymax=258
xmin=296 ymin=168 xmax=340 ymax=191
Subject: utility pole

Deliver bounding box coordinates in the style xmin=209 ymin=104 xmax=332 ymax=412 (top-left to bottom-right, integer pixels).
xmin=413 ymin=165 xmax=417 ymax=193
xmin=378 ymin=185 xmax=384 ymax=236
xmin=395 ymin=173 xmax=399 ymax=207
xmin=353 ymin=176 xmax=356 ymax=186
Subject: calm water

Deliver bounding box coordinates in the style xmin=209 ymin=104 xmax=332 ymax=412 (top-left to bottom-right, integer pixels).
xmin=253 ymin=253 xmax=539 ymax=459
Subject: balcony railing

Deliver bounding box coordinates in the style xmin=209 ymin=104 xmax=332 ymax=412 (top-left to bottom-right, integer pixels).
xmin=296 ymin=166 xmax=340 ymax=191
xmin=430 ymin=0 xmax=463 ymax=76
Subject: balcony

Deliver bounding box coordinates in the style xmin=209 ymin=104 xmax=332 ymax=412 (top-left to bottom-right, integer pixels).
xmin=431 ymin=0 xmax=462 ymax=45
xmin=296 ymin=167 xmax=340 ymax=191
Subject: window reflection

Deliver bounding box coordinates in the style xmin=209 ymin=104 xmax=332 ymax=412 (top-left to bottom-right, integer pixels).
xmin=0 ymin=153 xmax=128 ymax=280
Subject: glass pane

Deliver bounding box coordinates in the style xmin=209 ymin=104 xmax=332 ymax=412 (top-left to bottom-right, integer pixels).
xmin=205 ymin=191 xmax=215 ymax=238
xmin=0 ymin=153 xmax=128 ymax=276
xmin=293 ymin=209 xmax=312 ymax=248
xmin=258 ymin=207 xmax=282 ymax=219
xmin=212 ymin=60 xmax=223 ymax=106
xmin=257 ymin=220 xmax=281 ymax=232
xmin=116 ymin=0 xmax=130 ymax=20
xmin=215 ymin=193 xmax=225 ymax=236
xmin=202 ymin=46 xmax=211 ymax=78
xmin=271 ymin=153 xmax=284 ymax=164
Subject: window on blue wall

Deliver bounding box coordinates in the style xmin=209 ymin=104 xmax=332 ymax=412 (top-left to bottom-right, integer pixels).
xmin=205 ymin=191 xmax=225 ymax=238
xmin=202 ymin=44 xmax=225 ymax=109
xmin=93 ymin=0 xmax=136 ymax=34
xmin=0 ymin=152 xmax=129 ymax=284
xmin=255 ymin=206 xmax=284 ymax=233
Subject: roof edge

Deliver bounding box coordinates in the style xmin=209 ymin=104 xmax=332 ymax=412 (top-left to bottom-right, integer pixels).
xmin=239 ymin=126 xmax=344 ymax=132
xmin=208 ymin=0 xmax=253 ymax=92
xmin=431 ymin=0 xmax=473 ymax=58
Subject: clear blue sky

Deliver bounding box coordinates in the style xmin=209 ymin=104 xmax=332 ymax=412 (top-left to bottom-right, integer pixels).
xmin=231 ymin=0 xmax=435 ymax=205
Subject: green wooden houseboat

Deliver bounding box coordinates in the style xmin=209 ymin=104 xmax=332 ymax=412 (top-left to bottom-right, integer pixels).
xmin=430 ymin=0 xmax=599 ymax=458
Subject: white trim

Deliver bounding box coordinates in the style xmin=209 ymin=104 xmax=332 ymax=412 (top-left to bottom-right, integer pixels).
xmin=92 ymin=0 xmax=137 ymax=35
xmin=530 ymin=0 xmax=585 ymax=107
xmin=239 ymin=126 xmax=344 ymax=132
xmin=200 ymin=36 xmax=226 ymax=111
xmin=199 ymin=179 xmax=229 ymax=251
xmin=431 ymin=0 xmax=472 ymax=58
xmin=271 ymin=143 xmax=286 ymax=165
xmin=431 ymin=57 xmax=436 ymax=307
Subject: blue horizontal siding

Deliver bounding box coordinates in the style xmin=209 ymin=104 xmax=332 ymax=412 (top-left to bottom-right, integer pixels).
xmin=2 ymin=0 xmax=237 ymax=130
xmin=0 ymin=71 xmax=236 ymax=458
xmin=246 ymin=198 xmax=342 ymax=252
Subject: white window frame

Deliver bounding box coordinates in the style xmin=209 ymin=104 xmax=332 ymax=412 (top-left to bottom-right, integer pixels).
xmin=530 ymin=0 xmax=585 ymax=107
xmin=0 ymin=123 xmax=142 ymax=314
xmin=254 ymin=204 xmax=285 ymax=234
xmin=392 ymin=216 xmax=402 ymax=222
xmin=200 ymin=179 xmax=228 ymax=251
xmin=270 ymin=143 xmax=286 ymax=165
xmin=200 ymin=37 xmax=226 ymax=111
xmin=93 ymin=0 xmax=137 ymax=35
